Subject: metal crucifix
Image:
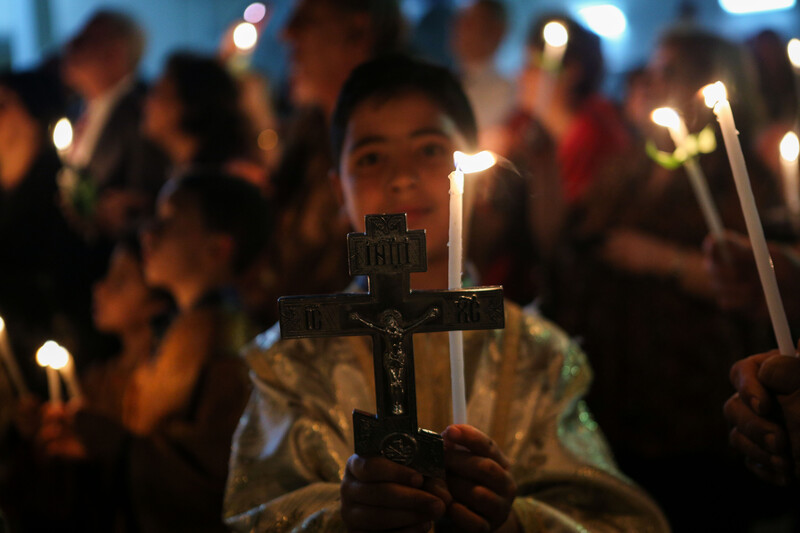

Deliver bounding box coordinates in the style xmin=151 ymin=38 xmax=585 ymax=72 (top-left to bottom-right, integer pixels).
xmin=278 ymin=213 xmax=504 ymax=478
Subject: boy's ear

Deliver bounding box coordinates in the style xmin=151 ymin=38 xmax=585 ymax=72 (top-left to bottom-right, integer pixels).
xmin=329 ymin=169 xmax=344 ymax=209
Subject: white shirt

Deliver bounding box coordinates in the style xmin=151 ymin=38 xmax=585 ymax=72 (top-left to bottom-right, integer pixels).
xmin=461 ymin=61 xmax=515 ymax=132
xmin=68 ymin=75 xmax=136 ymax=168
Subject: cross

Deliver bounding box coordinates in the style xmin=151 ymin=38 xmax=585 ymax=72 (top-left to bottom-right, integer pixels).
xmin=279 ymin=213 xmax=504 ymax=478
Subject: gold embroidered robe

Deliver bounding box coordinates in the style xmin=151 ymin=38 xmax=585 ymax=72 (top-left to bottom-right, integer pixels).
xmin=224 ymin=301 xmax=669 ymax=532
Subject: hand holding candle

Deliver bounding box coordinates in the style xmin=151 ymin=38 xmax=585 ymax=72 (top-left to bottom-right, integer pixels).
xmin=449 ymin=150 xmax=496 ymax=424
xmin=703 ymin=81 xmax=795 ymax=356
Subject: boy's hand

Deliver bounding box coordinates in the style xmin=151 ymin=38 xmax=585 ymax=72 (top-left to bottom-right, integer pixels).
xmin=439 ymin=425 xmax=518 ymax=533
xmin=758 ymin=354 xmax=800 ymax=479
xmin=725 ymin=351 xmax=792 ymax=484
xmin=340 ymin=454 xmax=449 ymax=532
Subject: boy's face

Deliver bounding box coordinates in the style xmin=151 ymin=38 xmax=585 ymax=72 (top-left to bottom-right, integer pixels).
xmin=333 ymin=92 xmax=469 ymax=261
xmin=141 ymin=191 xmax=212 ymax=291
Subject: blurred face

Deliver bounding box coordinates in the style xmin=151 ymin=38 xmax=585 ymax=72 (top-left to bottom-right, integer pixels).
xmin=92 ymin=248 xmax=155 ymax=333
xmin=333 ymin=92 xmax=469 ymax=261
xmin=647 ymin=44 xmax=711 ymax=119
xmin=282 ymin=0 xmax=369 ymax=108
xmin=143 ymin=75 xmax=183 ymax=145
xmin=141 ymin=190 xmax=211 ymax=291
xmin=62 ymin=21 xmax=125 ymax=97
xmin=452 ymin=4 xmax=502 ymax=64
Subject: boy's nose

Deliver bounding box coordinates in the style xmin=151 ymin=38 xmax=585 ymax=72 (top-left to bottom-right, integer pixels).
xmin=386 ymin=162 xmax=419 ymax=193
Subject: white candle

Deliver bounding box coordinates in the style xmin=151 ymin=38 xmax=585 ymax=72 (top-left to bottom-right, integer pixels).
xmin=536 ymin=21 xmax=569 ymax=115
xmin=0 ymin=316 xmax=29 ymax=395
xmin=651 ymin=107 xmax=726 ymax=241
xmin=703 ymin=82 xmax=795 ymax=356
xmin=780 ymin=131 xmax=800 ymax=232
xmin=449 ymin=151 xmax=496 ymax=424
xmin=51 ymin=347 xmax=81 ymax=400
xmin=36 ymin=341 xmax=63 ymax=405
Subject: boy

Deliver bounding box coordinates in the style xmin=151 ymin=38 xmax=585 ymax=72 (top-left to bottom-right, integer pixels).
xmin=224 ymin=56 xmax=667 ymax=532
xmin=42 ymin=172 xmax=268 ymax=532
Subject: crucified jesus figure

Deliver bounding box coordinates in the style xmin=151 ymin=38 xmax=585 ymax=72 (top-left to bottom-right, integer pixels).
xmin=349 ymin=307 xmax=440 ymax=415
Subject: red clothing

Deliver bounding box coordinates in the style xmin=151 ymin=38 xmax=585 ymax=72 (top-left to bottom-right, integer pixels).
xmin=558 ymin=96 xmax=630 ymax=203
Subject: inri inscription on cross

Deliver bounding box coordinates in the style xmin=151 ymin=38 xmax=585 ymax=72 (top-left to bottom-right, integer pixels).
xmin=278 ymin=213 xmax=504 ymax=478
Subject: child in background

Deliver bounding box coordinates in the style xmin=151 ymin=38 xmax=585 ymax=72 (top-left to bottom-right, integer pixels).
xmin=42 ymin=171 xmax=270 ymax=533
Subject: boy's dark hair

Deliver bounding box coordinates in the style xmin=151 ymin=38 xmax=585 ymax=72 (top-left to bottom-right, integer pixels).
xmin=168 ymin=172 xmax=271 ymax=275
xmin=527 ymin=14 xmax=603 ymax=104
xmin=164 ymin=52 xmax=253 ymax=166
xmin=330 ymin=54 xmax=478 ymax=168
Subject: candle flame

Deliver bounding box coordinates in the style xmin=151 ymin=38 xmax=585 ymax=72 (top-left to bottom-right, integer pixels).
xmin=36 ymin=340 xmax=69 ymax=369
xmin=233 ymin=22 xmax=258 ymax=51
xmin=52 ymin=118 xmax=73 ymax=151
xmin=789 ymin=38 xmax=800 ymax=69
xmin=0 ymin=315 xmax=4 ymax=332
xmin=651 ymin=107 xmax=681 ymax=130
xmin=781 ymin=132 xmax=800 ymax=163
xmin=543 ymin=21 xmax=569 ymax=47
xmin=702 ymin=81 xmax=727 ymax=109
xmin=454 ymin=150 xmax=496 ymax=174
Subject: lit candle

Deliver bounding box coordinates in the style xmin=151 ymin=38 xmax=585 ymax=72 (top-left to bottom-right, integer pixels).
xmin=780 ymin=131 xmax=800 ymax=232
xmin=52 ymin=117 xmax=73 ymax=158
xmin=703 ymin=82 xmax=795 ymax=356
xmin=0 ymin=316 xmax=28 ymax=395
xmin=232 ymin=21 xmax=259 ymax=52
xmin=36 ymin=341 xmax=63 ymax=405
xmin=788 ymin=38 xmax=800 ymax=70
xmin=449 ymin=150 xmax=496 ymax=424
xmin=651 ymin=107 xmax=726 ymax=241
xmin=536 ymin=21 xmax=569 ymax=114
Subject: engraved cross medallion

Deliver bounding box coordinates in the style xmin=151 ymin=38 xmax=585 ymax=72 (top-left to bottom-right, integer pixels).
xmin=278 ymin=214 xmax=504 ymax=478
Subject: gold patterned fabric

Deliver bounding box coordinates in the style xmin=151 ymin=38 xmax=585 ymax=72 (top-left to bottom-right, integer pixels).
xmin=224 ymin=300 xmax=669 ymax=532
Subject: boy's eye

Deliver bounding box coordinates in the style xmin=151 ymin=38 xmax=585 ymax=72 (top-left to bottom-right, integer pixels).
xmin=355 ymin=152 xmax=383 ymax=168
xmin=419 ymin=143 xmax=447 ymax=158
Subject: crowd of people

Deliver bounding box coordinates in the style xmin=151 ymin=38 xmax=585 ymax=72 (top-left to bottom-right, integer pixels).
xmin=0 ymin=0 xmax=799 ymax=531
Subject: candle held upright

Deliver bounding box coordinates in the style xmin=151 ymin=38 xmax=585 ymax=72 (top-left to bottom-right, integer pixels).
xmin=703 ymin=82 xmax=795 ymax=356
xmin=448 ymin=151 xmax=496 ymax=424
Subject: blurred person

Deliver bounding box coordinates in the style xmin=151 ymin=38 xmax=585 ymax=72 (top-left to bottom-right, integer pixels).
xmin=143 ymin=52 xmax=263 ymax=183
xmin=468 ymin=16 xmax=630 ymax=305
xmin=81 ymin=235 xmax=174 ymax=422
xmin=549 ymin=27 xmax=789 ymax=531
xmin=745 ymin=30 xmax=800 ymax=205
xmin=0 ymin=69 xmax=93 ymax=387
xmin=622 ymin=66 xmax=652 ymax=138
xmin=264 ymin=0 xmax=404 ymax=324
xmin=61 ymin=10 xmax=168 ymax=240
xmin=40 ymin=172 xmax=268 ymax=532
xmin=451 ymin=0 xmax=514 ymax=149
xmin=451 ymin=0 xmax=514 ymax=142
xmin=224 ymin=53 xmax=668 ymax=533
